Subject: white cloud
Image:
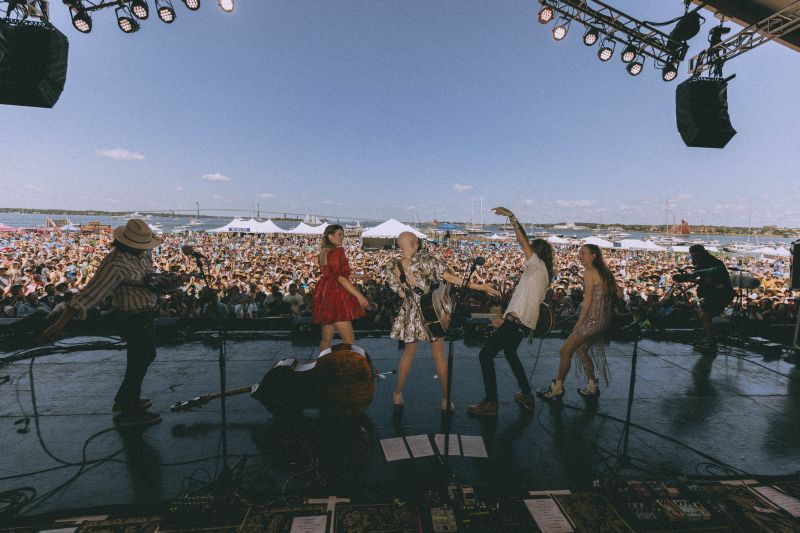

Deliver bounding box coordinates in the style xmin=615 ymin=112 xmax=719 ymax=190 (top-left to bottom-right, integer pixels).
xmin=452 ymin=183 xmax=472 ymax=193
xmin=670 ymin=194 xmax=692 ymax=201
xmin=523 ymin=199 xmax=534 ymax=206
xmin=322 ymin=200 xmax=334 ymax=205
xmin=406 ymin=205 xmax=416 ymax=210
xmin=202 ymin=172 xmax=231 ymax=182
xmin=212 ymin=194 xmax=223 ymax=200
xmin=96 ymin=147 xmax=145 ymax=161
xmin=556 ymin=199 xmax=594 ymax=208
xmin=258 ymin=192 xmax=274 ymax=198
xmin=174 ymin=186 xmax=185 ymax=191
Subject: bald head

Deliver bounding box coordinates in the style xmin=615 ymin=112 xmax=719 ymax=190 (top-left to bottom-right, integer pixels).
xmin=398 ymin=231 xmax=419 ymax=253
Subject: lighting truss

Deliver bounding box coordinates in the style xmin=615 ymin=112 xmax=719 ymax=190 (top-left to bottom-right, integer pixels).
xmin=538 ymin=0 xmax=684 ymax=66
xmin=688 ymin=2 xmax=800 ymax=75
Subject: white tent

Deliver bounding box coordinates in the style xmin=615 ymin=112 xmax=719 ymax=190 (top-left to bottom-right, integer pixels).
xmin=487 ymin=233 xmax=506 ymax=240
xmin=750 ymin=246 xmax=791 ymax=257
xmin=361 ymin=219 xmax=426 ymax=238
xmin=670 ymin=245 xmax=691 ymax=253
xmin=581 ymin=236 xmax=613 ymax=248
xmin=619 ymin=239 xmax=666 ymax=251
xmin=546 ymin=235 xmax=570 ymax=244
xmin=287 ymin=222 xmax=329 ymax=235
xmin=59 ymin=223 xmax=81 ymax=232
xmin=254 ymin=219 xmax=287 ymax=234
xmin=208 ymin=218 xmax=255 ymax=233
xmin=361 ymin=219 xmax=426 ymax=249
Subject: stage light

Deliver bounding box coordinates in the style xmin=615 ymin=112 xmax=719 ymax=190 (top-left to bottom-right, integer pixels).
xmin=597 ymin=39 xmax=614 ymax=61
xmin=583 ymin=27 xmax=600 ymax=46
xmin=552 ymin=19 xmax=570 ymax=41
xmin=218 ymin=0 xmax=234 ymax=13
xmin=116 ymin=6 xmax=140 ymax=33
xmin=662 ymin=63 xmax=678 ymax=82
xmin=538 ymin=4 xmax=554 ymax=24
xmin=130 ymin=0 xmax=149 ymax=20
xmin=182 ymin=0 xmax=199 ymax=10
xmin=156 ymin=0 xmax=175 ymax=23
xmin=621 ymin=44 xmax=637 ymax=63
xmin=70 ymin=6 xmax=92 ymax=33
xmin=626 ymin=56 xmax=644 ymax=76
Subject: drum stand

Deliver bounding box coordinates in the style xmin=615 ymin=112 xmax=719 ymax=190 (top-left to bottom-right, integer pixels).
xmin=442 ymin=258 xmax=483 ymax=464
xmin=195 ymin=256 xmax=234 ymax=484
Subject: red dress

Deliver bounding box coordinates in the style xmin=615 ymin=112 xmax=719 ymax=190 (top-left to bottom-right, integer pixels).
xmin=312 ymin=247 xmax=366 ymax=325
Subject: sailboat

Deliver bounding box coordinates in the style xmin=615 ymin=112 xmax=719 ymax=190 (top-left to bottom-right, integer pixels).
xmin=188 ymin=202 xmax=203 ymax=226
xmin=465 ymin=197 xmax=491 ymax=234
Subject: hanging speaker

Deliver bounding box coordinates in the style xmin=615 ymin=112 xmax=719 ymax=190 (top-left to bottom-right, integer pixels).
xmin=792 ymin=240 xmax=800 ymax=290
xmin=675 ymin=77 xmax=736 ymax=148
xmin=0 ymin=19 xmax=69 ymax=108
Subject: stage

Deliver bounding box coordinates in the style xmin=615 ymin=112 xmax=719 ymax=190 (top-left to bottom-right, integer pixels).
xmin=2 ymin=332 xmax=800 ymax=530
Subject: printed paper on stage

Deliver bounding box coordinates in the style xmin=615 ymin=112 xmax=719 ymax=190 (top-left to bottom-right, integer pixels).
xmin=753 ymin=486 xmax=800 ymax=518
xmin=524 ymin=498 xmax=574 ymax=533
xmin=289 ymin=515 xmax=328 ymax=533
xmin=380 ymin=437 xmax=410 ymax=461
xmin=405 ymin=434 xmax=435 ymax=458
xmin=434 ymin=433 xmax=460 ymax=456
xmin=459 ymin=435 xmax=488 ymax=458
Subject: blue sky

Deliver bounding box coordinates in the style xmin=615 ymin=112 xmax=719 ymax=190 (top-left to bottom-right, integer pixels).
xmin=2 ymin=1 xmax=799 ymax=227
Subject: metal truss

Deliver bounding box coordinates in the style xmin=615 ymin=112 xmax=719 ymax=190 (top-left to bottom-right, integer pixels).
xmin=689 ymin=1 xmax=800 ymax=75
xmin=540 ymin=0 xmax=685 ymax=65
xmin=1 ymin=0 xmax=49 ymax=21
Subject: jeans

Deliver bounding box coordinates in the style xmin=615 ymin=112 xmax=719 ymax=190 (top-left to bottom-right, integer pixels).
xmin=478 ymin=319 xmax=531 ymax=401
xmin=114 ymin=311 xmax=157 ymax=413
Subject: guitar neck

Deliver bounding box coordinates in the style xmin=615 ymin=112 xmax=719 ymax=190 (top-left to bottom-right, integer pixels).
xmin=203 ymin=385 xmax=256 ymax=401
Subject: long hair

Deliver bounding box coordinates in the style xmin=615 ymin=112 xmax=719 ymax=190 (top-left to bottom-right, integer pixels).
xmin=531 ymin=238 xmax=555 ymax=282
xmin=321 ymin=224 xmax=344 ymax=250
xmin=583 ymin=244 xmax=616 ymax=297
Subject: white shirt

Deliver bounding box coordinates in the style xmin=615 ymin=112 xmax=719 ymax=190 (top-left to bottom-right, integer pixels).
xmin=504 ymin=252 xmax=549 ymax=330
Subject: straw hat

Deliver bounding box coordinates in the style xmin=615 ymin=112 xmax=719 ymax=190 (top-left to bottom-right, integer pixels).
xmin=113 ymin=219 xmax=161 ymax=250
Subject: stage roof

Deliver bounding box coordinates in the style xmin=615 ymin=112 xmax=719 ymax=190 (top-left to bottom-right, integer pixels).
xmin=694 ymin=0 xmax=800 ymax=52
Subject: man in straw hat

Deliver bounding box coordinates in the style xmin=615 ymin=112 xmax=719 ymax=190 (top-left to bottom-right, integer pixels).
xmin=43 ymin=219 xmax=164 ymax=428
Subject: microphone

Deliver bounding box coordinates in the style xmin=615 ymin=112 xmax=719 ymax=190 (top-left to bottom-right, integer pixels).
xmin=473 ymin=256 xmax=485 ymax=266
xmin=181 ymin=245 xmax=206 ymax=260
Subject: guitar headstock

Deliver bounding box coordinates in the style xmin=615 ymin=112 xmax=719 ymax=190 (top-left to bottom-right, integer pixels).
xmin=170 ymin=394 xmax=211 ymax=412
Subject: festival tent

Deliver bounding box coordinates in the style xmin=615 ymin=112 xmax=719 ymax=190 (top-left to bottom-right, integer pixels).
xmin=60 ymin=224 xmax=81 ymax=232
xmin=361 ymin=218 xmax=426 ymax=249
xmin=287 ymin=222 xmax=329 ymax=235
xmin=254 ymin=219 xmax=287 ymax=234
xmin=487 ymin=234 xmax=506 ymax=240
xmin=670 ymin=245 xmax=691 ymax=253
xmin=546 ymin=235 xmax=570 ymax=245
xmin=619 ymin=239 xmax=667 ymax=251
xmin=581 ymin=236 xmax=613 ymax=248
xmin=208 ymin=218 xmax=254 ymax=233
xmin=749 ymin=246 xmax=792 ymax=257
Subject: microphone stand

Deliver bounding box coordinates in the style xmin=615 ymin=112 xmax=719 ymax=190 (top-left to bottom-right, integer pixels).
xmin=194 ymin=254 xmax=233 ymax=485
xmin=442 ymin=257 xmax=482 ymax=465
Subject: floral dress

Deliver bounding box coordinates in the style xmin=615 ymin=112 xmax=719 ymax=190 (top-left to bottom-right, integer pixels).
xmin=384 ymin=252 xmax=448 ymax=343
xmin=568 ymin=282 xmax=612 ymax=384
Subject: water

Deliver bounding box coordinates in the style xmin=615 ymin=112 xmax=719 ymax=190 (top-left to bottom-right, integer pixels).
xmin=0 ymin=211 xmax=795 ymax=247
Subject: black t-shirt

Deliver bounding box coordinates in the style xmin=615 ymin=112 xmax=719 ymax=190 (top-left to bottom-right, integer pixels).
xmin=695 ymin=256 xmax=734 ymax=301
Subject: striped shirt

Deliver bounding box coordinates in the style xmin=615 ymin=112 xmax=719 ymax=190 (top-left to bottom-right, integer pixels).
xmin=68 ymin=249 xmax=157 ymax=315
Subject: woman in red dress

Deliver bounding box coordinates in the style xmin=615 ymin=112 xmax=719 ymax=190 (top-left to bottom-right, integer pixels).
xmin=312 ymin=224 xmax=369 ymax=351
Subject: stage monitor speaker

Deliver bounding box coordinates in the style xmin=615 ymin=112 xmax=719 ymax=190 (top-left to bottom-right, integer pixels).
xmin=675 ymin=77 xmax=736 ymax=148
xmin=792 ymin=240 xmax=800 ymax=290
xmin=0 ymin=20 xmax=68 ymax=108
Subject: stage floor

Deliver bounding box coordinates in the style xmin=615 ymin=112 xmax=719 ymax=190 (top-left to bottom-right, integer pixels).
xmin=2 ymin=333 xmax=800 ymax=519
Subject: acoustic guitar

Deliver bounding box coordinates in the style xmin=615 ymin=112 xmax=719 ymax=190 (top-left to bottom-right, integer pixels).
xmin=170 ymin=343 xmax=376 ymax=417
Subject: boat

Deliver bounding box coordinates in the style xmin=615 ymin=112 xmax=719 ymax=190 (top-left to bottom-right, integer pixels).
xmin=465 ymin=197 xmax=491 ymax=234
xmin=46 ymin=216 xmax=73 ymax=228
xmin=552 ymin=222 xmax=589 ymax=230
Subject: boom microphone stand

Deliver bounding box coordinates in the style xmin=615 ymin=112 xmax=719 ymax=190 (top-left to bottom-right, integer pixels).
xmin=442 ymin=256 xmax=485 ymax=464
xmin=186 ymin=247 xmax=233 ymax=484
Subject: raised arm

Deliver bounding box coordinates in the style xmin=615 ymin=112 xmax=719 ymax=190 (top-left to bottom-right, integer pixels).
xmin=492 ymin=206 xmax=532 ymax=259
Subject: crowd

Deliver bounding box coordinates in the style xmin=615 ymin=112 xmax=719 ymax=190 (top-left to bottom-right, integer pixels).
xmin=1 ymin=228 xmax=797 ymax=330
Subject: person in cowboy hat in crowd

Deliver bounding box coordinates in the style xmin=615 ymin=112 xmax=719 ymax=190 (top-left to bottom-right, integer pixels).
xmin=42 ymin=219 xmax=164 ymax=428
